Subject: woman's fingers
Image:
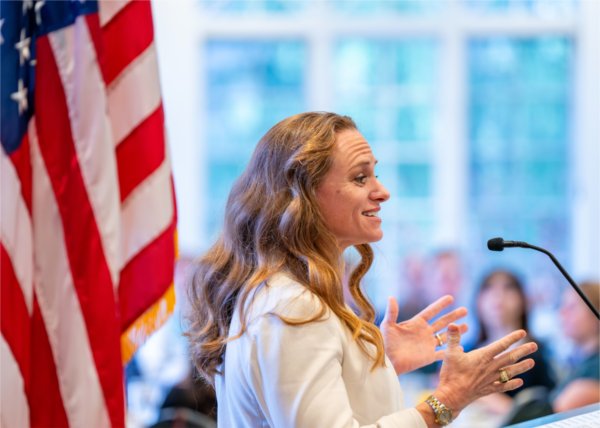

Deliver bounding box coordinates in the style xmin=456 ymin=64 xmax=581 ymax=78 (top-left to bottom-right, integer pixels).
xmin=416 ymin=295 xmax=454 ymax=322
xmin=496 ymin=358 xmax=536 ymax=384
xmin=476 ymin=342 xmax=537 ymax=387
xmin=497 ymin=378 xmax=525 ymax=393
xmin=482 ymin=329 xmax=527 ymax=358
xmin=438 ymin=330 xmax=538 ymax=408
xmin=445 ymin=323 xmax=463 ymax=349
xmin=494 ymin=341 xmax=538 ymax=368
xmin=381 ymin=296 xmax=399 ymax=326
xmin=431 ymin=307 xmax=468 ymax=332
xmin=436 ymin=324 xmax=468 ymax=347
xmin=487 ymin=358 xmax=535 ymax=394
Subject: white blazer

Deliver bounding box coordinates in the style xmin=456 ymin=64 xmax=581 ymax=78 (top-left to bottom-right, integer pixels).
xmin=215 ymin=272 xmax=427 ymax=428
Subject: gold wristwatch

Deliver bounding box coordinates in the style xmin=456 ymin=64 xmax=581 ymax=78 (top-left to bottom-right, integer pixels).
xmin=425 ymin=395 xmax=453 ymax=426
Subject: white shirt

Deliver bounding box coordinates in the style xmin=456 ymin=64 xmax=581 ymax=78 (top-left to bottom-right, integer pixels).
xmin=215 ymin=272 xmax=427 ymax=428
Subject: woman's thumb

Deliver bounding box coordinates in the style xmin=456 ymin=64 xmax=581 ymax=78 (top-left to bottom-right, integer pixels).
xmin=382 ymin=296 xmax=399 ymax=325
xmin=446 ymin=323 xmax=462 ymax=347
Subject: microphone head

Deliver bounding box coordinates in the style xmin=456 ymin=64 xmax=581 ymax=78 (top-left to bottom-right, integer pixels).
xmin=487 ymin=237 xmax=505 ymax=251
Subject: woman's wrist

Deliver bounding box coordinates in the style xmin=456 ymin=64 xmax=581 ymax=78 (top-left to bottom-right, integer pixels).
xmin=416 ymin=395 xmax=461 ymax=428
xmin=415 ymin=401 xmax=439 ymax=427
xmin=430 ymin=388 xmax=464 ymax=420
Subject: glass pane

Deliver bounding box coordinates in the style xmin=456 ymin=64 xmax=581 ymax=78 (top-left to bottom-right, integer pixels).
xmin=205 ymin=40 xmax=306 ymax=238
xmin=468 ymin=36 xmax=573 ymax=278
xmin=332 ymin=0 xmax=443 ymax=14
xmin=206 ymin=161 xmax=246 ymax=233
xmin=464 ymin=0 xmax=578 ymax=15
xmin=335 ymin=39 xmax=437 ymax=145
xmin=199 ymin=0 xmax=306 ymax=13
xmin=397 ymin=164 xmax=431 ymax=198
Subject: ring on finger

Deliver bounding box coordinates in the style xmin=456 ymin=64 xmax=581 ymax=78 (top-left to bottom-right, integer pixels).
xmin=499 ymin=368 xmax=510 ymax=384
xmin=435 ymin=333 xmax=444 ymax=347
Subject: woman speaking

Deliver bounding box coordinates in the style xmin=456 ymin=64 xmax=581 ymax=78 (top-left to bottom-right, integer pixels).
xmin=186 ymin=112 xmax=537 ymax=427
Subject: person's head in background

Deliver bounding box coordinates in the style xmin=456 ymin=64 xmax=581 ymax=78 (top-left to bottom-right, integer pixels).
xmin=560 ymin=281 xmax=599 ymax=355
xmin=475 ymin=269 xmax=529 ymax=346
xmin=427 ymin=249 xmax=464 ymax=302
xmin=394 ymin=252 xmax=428 ymax=321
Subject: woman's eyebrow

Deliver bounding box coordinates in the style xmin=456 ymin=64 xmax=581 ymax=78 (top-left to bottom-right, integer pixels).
xmin=349 ymin=159 xmax=378 ymax=170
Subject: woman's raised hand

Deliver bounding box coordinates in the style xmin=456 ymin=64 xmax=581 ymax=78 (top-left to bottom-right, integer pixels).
xmin=433 ymin=324 xmax=538 ymax=415
xmin=380 ymin=295 xmax=468 ymax=375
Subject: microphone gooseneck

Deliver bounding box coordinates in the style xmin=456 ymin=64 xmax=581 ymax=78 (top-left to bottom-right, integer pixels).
xmin=487 ymin=237 xmax=600 ymax=320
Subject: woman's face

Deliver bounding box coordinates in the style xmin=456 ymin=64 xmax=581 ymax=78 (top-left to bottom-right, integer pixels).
xmin=477 ymin=274 xmax=525 ymax=331
xmin=560 ymin=289 xmax=599 ymax=344
xmin=315 ymin=129 xmax=390 ymax=250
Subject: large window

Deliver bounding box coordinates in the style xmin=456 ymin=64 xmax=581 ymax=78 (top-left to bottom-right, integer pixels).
xmin=157 ymin=0 xmax=598 ymax=306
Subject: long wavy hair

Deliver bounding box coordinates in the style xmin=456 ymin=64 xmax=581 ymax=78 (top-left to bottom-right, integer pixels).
xmin=186 ymin=112 xmax=385 ymax=383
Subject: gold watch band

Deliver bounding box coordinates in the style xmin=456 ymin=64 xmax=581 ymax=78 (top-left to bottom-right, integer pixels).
xmin=425 ymin=395 xmax=453 ymax=426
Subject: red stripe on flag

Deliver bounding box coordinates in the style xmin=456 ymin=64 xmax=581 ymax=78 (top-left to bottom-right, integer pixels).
xmin=119 ymin=219 xmax=176 ymax=330
xmin=0 ymin=244 xmax=31 ymax=396
xmin=102 ymin=0 xmax=154 ymax=85
xmin=116 ymin=106 xmax=166 ymax=202
xmin=34 ymin=36 xmax=124 ymax=427
xmin=29 ymin=298 xmax=69 ymax=428
xmin=9 ymin=134 xmax=33 ymax=214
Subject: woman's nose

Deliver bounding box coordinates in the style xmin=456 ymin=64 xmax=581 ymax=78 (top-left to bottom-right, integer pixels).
xmin=371 ymin=178 xmax=390 ymax=202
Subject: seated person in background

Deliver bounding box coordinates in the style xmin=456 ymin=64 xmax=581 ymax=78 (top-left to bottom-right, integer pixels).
xmin=551 ymin=281 xmax=600 ymax=413
xmin=151 ymin=366 xmax=217 ymax=428
xmin=467 ymin=269 xmax=556 ymax=417
xmin=427 ymin=249 xmax=466 ymax=305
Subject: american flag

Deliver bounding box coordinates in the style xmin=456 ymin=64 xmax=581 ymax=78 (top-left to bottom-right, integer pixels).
xmin=1 ymin=1 xmax=177 ymax=426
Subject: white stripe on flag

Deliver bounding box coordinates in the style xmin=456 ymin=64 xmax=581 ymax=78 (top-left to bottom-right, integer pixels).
xmin=0 ymin=148 xmax=33 ymax=314
xmin=108 ymin=44 xmax=162 ymax=145
xmin=0 ymin=336 xmax=30 ymax=428
xmin=99 ymin=0 xmax=130 ymax=27
xmin=121 ymin=156 xmax=174 ymax=265
xmin=29 ymin=124 xmax=111 ymax=428
xmin=48 ymin=19 xmax=122 ymax=284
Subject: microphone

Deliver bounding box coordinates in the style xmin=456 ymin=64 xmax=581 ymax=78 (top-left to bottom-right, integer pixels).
xmin=487 ymin=237 xmax=600 ymax=320
xmin=487 ymin=238 xmax=530 ymax=251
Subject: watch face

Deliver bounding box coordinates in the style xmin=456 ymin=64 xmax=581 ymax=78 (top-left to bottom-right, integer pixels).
xmin=438 ymin=408 xmax=452 ymax=425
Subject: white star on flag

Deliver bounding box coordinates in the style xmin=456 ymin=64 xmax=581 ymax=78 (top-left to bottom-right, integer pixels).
xmin=15 ymin=28 xmax=31 ymax=65
xmin=10 ymin=79 xmax=28 ymax=114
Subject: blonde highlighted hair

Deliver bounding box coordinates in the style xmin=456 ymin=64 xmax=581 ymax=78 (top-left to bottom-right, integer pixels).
xmin=186 ymin=112 xmax=385 ymax=383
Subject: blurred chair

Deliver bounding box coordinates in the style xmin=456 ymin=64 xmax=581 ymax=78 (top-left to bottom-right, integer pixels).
xmin=150 ymin=407 xmax=217 ymax=428
xmin=149 ymin=367 xmax=217 ymax=428
xmin=500 ymin=386 xmax=553 ymax=426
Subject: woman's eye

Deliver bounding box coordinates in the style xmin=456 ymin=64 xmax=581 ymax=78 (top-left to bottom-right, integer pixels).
xmin=354 ymin=175 xmax=368 ymax=185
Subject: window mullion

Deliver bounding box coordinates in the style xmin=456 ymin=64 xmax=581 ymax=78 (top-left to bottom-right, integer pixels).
xmin=307 ymin=1 xmax=333 ymax=111
xmin=432 ymin=2 xmax=468 ymax=249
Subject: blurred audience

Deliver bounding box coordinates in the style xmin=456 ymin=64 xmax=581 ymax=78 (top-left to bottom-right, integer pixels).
xmin=467 ymin=269 xmax=556 ymax=419
xmin=480 ymin=278 xmax=600 ymax=425
xmin=550 ymin=281 xmax=600 ymax=413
